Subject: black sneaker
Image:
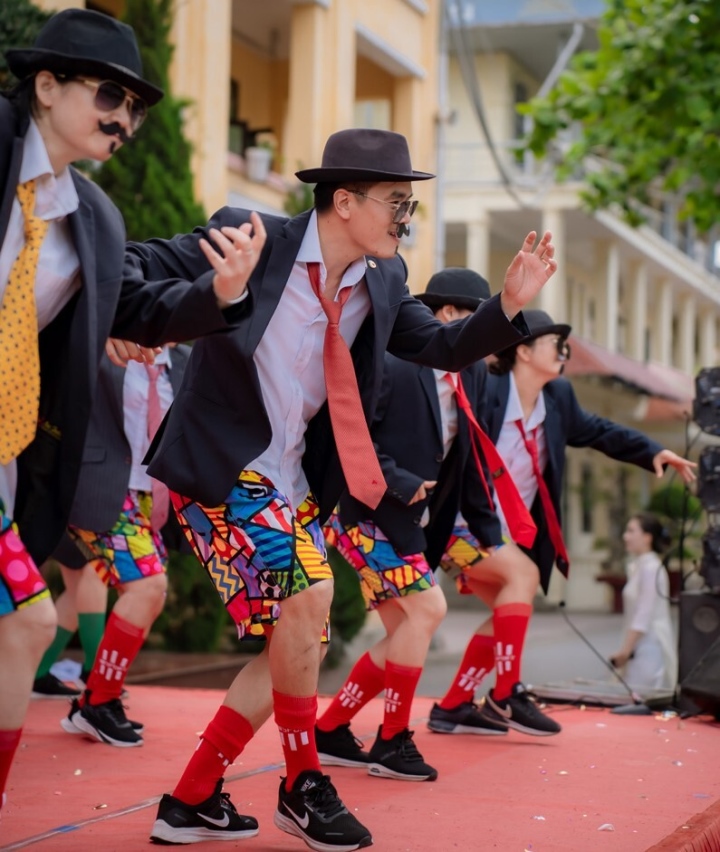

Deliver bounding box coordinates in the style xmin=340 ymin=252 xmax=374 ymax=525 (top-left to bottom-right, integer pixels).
xmin=482 ymin=683 xmax=562 ymax=736
xmin=61 ymin=697 xmax=144 ymax=736
xmin=32 ymin=673 xmax=81 ymax=699
xmin=427 ymin=701 xmax=508 ymax=736
xmin=150 ymin=779 xmax=259 ymax=844
xmin=60 ymin=692 xmax=143 ymax=746
xmin=367 ymin=726 xmax=437 ymax=781
xmin=316 ymin=723 xmax=370 ymax=767
xmin=80 ymin=669 xmax=129 ymax=700
xmin=274 ymin=770 xmax=372 ymax=851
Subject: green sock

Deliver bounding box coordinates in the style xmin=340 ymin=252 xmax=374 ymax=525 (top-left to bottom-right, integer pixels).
xmin=35 ymin=626 xmax=74 ymax=679
xmin=78 ymin=613 xmax=106 ymax=672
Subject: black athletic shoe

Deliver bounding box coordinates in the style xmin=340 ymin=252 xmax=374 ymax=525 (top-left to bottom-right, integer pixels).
xmin=32 ymin=673 xmax=81 ymax=699
xmin=150 ymin=779 xmax=259 ymax=844
xmin=482 ymin=682 xmax=562 ymax=736
xmin=61 ymin=697 xmax=144 ymax=736
xmin=60 ymin=692 xmax=143 ymax=746
xmin=316 ymin=723 xmax=370 ymax=767
xmin=274 ymin=770 xmax=373 ymax=851
xmin=367 ymin=726 xmax=437 ymax=781
xmin=427 ymin=701 xmax=508 ymax=735
xmin=79 ymin=669 xmax=129 ymax=700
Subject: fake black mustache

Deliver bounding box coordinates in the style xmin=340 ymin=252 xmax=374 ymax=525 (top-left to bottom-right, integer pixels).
xmin=397 ymin=223 xmax=410 ymax=238
xmin=99 ymin=121 xmax=130 ymax=151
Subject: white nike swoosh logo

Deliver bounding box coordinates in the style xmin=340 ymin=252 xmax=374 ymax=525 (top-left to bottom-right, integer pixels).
xmin=490 ymin=699 xmax=512 ymax=719
xmin=198 ymin=812 xmax=230 ymax=828
xmin=284 ymin=803 xmax=310 ymax=829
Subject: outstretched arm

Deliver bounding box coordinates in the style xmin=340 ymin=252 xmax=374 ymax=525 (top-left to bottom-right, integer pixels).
xmin=652 ymin=449 xmax=696 ymax=485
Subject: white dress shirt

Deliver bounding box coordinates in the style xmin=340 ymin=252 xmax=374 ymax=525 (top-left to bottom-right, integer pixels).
xmin=0 ymin=119 xmax=81 ymax=516
xmin=250 ymin=210 xmax=371 ymax=511
xmin=123 ymin=347 xmax=173 ymax=491
xmin=433 ymin=370 xmax=459 ymax=460
xmin=494 ymin=371 xmax=548 ymax=539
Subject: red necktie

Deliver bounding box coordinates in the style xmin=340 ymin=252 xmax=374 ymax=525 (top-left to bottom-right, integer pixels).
xmin=446 ymin=374 xmax=536 ymax=548
xmin=307 ymin=262 xmax=386 ymax=509
xmin=145 ymin=363 xmax=170 ymax=531
xmin=515 ymin=420 xmax=569 ymax=576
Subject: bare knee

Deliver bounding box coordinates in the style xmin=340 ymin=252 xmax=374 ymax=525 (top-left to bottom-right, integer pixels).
xmin=401 ymin=586 xmax=447 ymax=633
xmin=6 ymin=599 xmax=57 ymax=658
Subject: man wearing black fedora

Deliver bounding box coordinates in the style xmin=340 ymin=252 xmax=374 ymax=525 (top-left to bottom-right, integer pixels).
xmin=126 ymin=127 xmax=558 ymax=849
xmin=433 ymin=309 xmax=695 ymax=738
xmin=0 ymin=8 xmax=250 ymax=815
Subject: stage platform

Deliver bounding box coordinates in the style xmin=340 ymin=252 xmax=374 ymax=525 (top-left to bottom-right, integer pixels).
xmin=1 ymin=686 xmax=719 ymax=852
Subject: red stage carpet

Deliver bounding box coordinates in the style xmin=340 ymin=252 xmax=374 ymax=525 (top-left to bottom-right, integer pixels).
xmin=1 ymin=686 xmax=719 ymax=851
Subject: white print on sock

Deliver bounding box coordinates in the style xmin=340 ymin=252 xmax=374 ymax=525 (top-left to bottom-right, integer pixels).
xmin=459 ymin=666 xmax=488 ymax=692
xmin=495 ymin=642 xmax=515 ymax=675
xmin=279 ymin=729 xmax=310 ymax=752
xmin=384 ymin=688 xmax=401 ymax=714
xmin=98 ymin=649 xmax=129 ymax=682
xmin=339 ymin=681 xmax=364 ymax=709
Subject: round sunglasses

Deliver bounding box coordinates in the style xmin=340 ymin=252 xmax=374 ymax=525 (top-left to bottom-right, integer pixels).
xmin=348 ymin=190 xmax=419 ymax=225
xmin=74 ymin=77 xmax=148 ymax=130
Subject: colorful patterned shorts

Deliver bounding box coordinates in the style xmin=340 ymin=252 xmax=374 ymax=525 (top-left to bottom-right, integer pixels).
xmin=171 ymin=471 xmax=333 ymax=641
xmin=0 ymin=500 xmax=50 ymax=617
xmin=441 ymin=522 xmax=499 ymax=595
xmin=70 ymin=490 xmax=167 ymax=587
xmin=325 ymin=513 xmax=437 ymax=611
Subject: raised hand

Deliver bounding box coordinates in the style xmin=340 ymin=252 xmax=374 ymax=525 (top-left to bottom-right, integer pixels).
xmin=200 ymin=211 xmax=267 ymax=306
xmin=105 ymin=338 xmax=162 ymax=366
xmin=500 ymin=231 xmax=557 ymax=319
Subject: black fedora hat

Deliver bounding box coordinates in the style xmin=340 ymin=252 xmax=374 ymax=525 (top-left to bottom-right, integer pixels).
xmin=6 ymin=8 xmax=163 ymax=106
xmin=295 ymin=129 xmax=435 ymax=184
xmin=522 ymin=309 xmax=571 ymax=340
xmin=417 ymin=267 xmax=491 ymax=311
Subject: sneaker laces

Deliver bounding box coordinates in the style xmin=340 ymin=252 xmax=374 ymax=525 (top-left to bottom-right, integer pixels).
xmin=102 ymin=698 xmax=132 ymax=725
xmin=334 ymin=724 xmax=364 ymax=751
xmin=304 ymin=776 xmax=347 ymax=820
xmin=396 ymin=729 xmax=423 ymax=763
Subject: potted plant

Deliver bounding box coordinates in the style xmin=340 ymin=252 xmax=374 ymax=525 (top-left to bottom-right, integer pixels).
xmin=245 ymin=137 xmax=275 ymax=183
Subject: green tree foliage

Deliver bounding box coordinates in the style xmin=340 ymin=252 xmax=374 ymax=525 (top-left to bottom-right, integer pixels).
xmin=521 ymin=0 xmax=720 ymax=233
xmin=0 ymin=0 xmax=50 ymax=89
xmin=94 ymin=0 xmax=205 ymax=240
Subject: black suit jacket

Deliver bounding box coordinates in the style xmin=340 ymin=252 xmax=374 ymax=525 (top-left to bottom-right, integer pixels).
xmin=131 ymin=207 xmax=529 ymax=519
xmin=484 ymin=373 xmax=663 ymax=592
xmin=1 ymin=98 xmax=235 ymax=563
xmin=338 ymin=354 xmax=502 ymax=566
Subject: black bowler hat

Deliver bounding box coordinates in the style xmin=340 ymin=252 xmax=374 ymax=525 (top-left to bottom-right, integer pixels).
xmin=295 ymin=129 xmax=435 ymax=184
xmin=6 ymin=8 xmax=163 ymax=106
xmin=416 ymin=267 xmax=491 ymax=311
xmin=522 ymin=309 xmax=571 ymax=340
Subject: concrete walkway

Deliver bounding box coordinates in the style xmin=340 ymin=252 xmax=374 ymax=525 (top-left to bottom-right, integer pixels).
xmin=318 ymin=600 xmax=677 ymax=699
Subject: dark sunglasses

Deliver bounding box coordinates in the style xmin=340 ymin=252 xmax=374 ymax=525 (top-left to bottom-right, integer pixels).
xmin=349 ymin=191 xmax=419 ymax=225
xmin=74 ymin=77 xmax=148 ymax=130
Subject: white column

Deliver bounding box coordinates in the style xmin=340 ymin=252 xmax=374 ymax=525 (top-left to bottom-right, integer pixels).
xmin=677 ymin=294 xmax=697 ymax=376
xmin=603 ymin=242 xmax=620 ymax=352
xmin=700 ymin=310 xmax=717 ymax=369
xmin=536 ymin=208 xmax=567 ymax=320
xmin=628 ymin=261 xmax=648 ymax=361
xmin=651 ymin=279 xmax=673 ymax=365
xmin=466 ymin=214 xmax=491 ymax=280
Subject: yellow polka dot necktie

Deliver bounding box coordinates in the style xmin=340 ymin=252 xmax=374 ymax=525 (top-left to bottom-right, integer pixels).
xmin=0 ymin=180 xmax=49 ymax=464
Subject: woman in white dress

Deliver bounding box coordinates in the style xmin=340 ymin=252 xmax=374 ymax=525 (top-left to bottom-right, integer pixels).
xmin=610 ymin=512 xmax=677 ymax=690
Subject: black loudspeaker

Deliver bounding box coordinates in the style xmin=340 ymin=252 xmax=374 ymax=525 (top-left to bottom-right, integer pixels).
xmin=700 ymin=527 xmax=720 ymax=591
xmin=697 ymin=447 xmax=720 ymax=512
xmin=694 ymin=368 xmax=720 ymax=436
xmin=678 ymin=591 xmax=720 ymax=714
xmin=680 ymin=636 xmax=720 ymax=718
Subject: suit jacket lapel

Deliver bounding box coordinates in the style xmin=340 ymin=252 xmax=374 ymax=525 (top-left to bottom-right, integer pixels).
xmin=488 ymin=373 xmax=510 ymax=442
xmin=0 ymin=137 xmax=23 ymax=244
xmin=542 ymin=386 xmax=563 ymax=490
xmin=67 ymin=190 xmax=97 ymax=396
xmin=246 ymin=210 xmax=311 ymax=353
xmin=419 ymin=366 xmax=443 ymax=445
xmin=362 ymin=259 xmax=391 ymax=412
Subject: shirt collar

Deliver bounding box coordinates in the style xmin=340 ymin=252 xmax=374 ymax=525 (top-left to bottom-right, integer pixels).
xmin=504 ymin=371 xmax=546 ymax=430
xmin=20 ymin=119 xmax=79 ymax=222
xmin=296 ymin=209 xmax=367 ymax=292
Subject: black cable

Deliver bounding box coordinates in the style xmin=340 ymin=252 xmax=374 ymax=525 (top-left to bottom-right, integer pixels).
xmin=557 ymin=601 xmax=644 ymax=704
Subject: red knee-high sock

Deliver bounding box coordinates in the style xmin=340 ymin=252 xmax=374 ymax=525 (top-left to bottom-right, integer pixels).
xmin=83 ymin=611 xmax=145 ymax=706
xmin=173 ymin=705 xmax=254 ymax=805
xmin=493 ymin=602 xmax=532 ymax=701
xmin=380 ymin=661 xmax=422 ymax=740
xmin=317 ymin=652 xmax=385 ymax=732
xmin=274 ymin=690 xmax=321 ymax=790
xmin=0 ymin=728 xmax=21 ymax=806
xmin=439 ymin=633 xmax=495 ymax=710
